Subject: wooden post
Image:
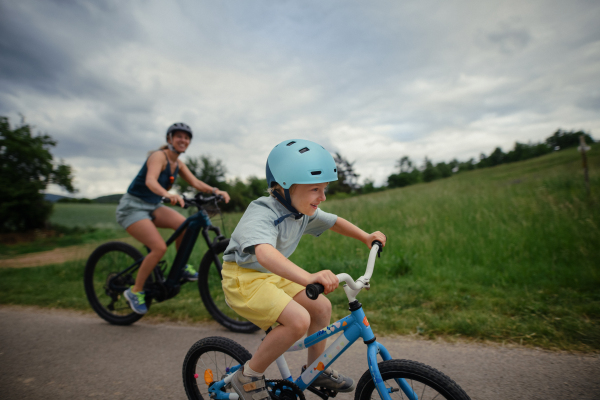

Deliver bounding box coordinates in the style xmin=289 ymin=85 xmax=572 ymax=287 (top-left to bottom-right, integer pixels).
xmin=578 ymin=135 xmax=590 ymax=196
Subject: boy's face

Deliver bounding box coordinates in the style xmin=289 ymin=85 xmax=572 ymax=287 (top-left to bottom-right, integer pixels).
xmin=290 ymin=182 xmax=329 ymax=216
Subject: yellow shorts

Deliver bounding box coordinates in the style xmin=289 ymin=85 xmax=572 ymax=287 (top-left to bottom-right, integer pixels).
xmin=221 ymin=261 xmax=305 ymax=331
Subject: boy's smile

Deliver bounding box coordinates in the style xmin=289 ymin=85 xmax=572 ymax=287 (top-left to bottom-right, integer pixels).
xmin=291 ymin=182 xmax=329 ymax=216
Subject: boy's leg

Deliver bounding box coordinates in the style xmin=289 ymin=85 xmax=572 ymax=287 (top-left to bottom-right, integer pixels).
xmin=292 ymin=290 xmax=332 ymax=366
xmin=248 ymin=299 xmax=310 ymax=373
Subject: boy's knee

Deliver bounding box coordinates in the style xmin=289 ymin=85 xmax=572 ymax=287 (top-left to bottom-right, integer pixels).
xmin=311 ymin=297 xmax=332 ymax=323
xmin=288 ymin=312 xmax=311 ymax=335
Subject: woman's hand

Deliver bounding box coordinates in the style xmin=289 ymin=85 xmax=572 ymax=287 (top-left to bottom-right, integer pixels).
xmin=166 ymin=193 xmax=185 ymax=207
xmin=308 ymin=270 xmax=339 ymax=295
xmin=215 ymin=189 xmax=231 ymax=203
xmin=365 ymin=231 xmax=387 ymax=249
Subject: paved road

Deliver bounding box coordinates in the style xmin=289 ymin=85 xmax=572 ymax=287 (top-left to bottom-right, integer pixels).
xmin=0 ymin=306 xmax=598 ymax=400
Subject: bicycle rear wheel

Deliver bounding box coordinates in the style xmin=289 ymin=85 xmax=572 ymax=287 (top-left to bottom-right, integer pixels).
xmin=198 ymin=239 xmax=260 ymax=333
xmin=182 ymin=336 xmax=252 ymax=400
xmin=355 ymin=359 xmax=470 ymax=400
xmin=84 ymin=241 xmax=151 ymax=325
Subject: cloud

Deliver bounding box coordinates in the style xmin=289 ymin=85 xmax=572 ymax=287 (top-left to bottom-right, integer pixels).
xmin=1 ymin=0 xmax=599 ymax=195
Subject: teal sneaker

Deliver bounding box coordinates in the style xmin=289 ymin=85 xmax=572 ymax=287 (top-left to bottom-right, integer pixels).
xmin=123 ymin=288 xmax=148 ymax=314
xmin=183 ymin=264 xmax=199 ymax=281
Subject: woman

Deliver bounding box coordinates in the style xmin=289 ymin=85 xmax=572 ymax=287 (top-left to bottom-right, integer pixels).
xmin=116 ymin=122 xmax=230 ymax=314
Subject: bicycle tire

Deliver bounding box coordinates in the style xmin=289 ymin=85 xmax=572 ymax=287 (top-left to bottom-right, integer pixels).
xmin=354 ymin=359 xmax=470 ymax=400
xmin=84 ymin=241 xmax=151 ymax=325
xmin=198 ymin=239 xmax=260 ymax=333
xmin=182 ymin=336 xmax=253 ymax=400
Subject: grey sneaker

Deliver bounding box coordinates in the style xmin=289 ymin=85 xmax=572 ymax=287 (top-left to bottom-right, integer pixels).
xmin=182 ymin=264 xmax=199 ymax=281
xmin=302 ymin=365 xmax=355 ymax=393
xmin=123 ymin=288 xmax=148 ymax=314
xmin=230 ymin=368 xmax=270 ymax=400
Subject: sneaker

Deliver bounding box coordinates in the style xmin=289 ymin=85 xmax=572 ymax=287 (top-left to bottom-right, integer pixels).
xmin=302 ymin=365 xmax=355 ymax=393
xmin=182 ymin=264 xmax=198 ymax=281
xmin=123 ymin=288 xmax=148 ymax=314
xmin=230 ymin=368 xmax=270 ymax=400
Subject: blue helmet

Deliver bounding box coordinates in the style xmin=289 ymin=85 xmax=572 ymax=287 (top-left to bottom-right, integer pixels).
xmin=266 ymin=139 xmax=338 ymax=189
xmin=266 ymin=139 xmax=338 ymax=226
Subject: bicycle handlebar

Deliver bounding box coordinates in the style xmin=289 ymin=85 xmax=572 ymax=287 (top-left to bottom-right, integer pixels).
xmin=306 ymin=240 xmax=383 ymax=300
xmin=161 ymin=193 xmax=224 ymax=209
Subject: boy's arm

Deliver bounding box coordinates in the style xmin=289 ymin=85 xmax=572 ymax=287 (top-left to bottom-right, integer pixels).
xmin=255 ymin=243 xmax=339 ymax=294
xmin=330 ymin=217 xmax=387 ymax=248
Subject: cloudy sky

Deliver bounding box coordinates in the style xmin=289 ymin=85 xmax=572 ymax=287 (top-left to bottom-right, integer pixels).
xmin=1 ymin=0 xmax=599 ymax=198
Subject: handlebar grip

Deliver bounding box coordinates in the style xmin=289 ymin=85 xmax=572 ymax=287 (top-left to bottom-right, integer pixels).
xmin=371 ymin=240 xmax=383 ymax=258
xmin=306 ymin=283 xmax=325 ymax=300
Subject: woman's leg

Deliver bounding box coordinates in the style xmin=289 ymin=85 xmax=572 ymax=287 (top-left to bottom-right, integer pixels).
xmin=293 ymin=291 xmax=332 ymax=366
xmin=126 ymin=219 xmax=168 ymax=293
xmin=248 ymin=300 xmax=311 ymax=373
xmin=151 ymin=206 xmax=187 ymax=249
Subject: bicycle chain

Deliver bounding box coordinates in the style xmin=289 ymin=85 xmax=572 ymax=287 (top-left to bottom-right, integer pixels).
xmin=266 ymin=379 xmax=306 ymax=400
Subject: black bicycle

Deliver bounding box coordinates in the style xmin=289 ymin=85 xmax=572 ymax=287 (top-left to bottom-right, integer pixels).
xmin=83 ymin=193 xmax=259 ymax=333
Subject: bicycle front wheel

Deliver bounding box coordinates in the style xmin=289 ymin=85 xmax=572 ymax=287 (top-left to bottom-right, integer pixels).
xmin=182 ymin=336 xmax=252 ymax=400
xmin=84 ymin=241 xmax=150 ymax=325
xmin=198 ymin=239 xmax=260 ymax=333
xmin=355 ymin=359 xmax=470 ymax=400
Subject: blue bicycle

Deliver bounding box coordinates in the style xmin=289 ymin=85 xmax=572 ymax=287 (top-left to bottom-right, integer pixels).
xmin=182 ymin=242 xmax=471 ymax=400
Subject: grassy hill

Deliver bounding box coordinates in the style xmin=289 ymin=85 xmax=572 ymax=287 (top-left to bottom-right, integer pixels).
xmin=1 ymin=145 xmax=598 ymax=351
xmin=293 ymin=144 xmax=599 ymax=351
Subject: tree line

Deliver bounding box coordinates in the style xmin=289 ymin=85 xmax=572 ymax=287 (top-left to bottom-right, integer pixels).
xmin=385 ymin=129 xmax=594 ymax=190
xmin=0 ymin=113 xmax=594 ymax=233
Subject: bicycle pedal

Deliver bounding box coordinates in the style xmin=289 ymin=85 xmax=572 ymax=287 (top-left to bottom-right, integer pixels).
xmin=307 ymin=385 xmax=338 ymax=399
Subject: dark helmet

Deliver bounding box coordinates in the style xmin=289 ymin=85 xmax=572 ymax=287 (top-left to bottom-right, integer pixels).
xmin=166 ymin=122 xmax=193 ymax=141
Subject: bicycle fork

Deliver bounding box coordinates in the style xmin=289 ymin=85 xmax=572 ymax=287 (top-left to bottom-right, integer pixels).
xmin=351 ymin=305 xmax=417 ymax=400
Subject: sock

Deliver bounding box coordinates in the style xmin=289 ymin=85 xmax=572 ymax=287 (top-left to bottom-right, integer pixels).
xmin=243 ymin=361 xmax=263 ymax=378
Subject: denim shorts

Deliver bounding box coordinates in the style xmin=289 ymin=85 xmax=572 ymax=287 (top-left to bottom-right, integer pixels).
xmin=116 ymin=193 xmax=164 ymax=229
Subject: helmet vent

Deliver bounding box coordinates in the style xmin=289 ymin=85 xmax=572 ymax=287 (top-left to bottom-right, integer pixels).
xmin=299 ymin=147 xmax=310 ymax=154
xmin=286 ymin=141 xmax=296 ymax=146
xmin=311 ymin=171 xmax=322 ymax=176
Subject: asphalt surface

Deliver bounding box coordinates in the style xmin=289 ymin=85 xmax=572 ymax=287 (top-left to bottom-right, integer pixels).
xmin=0 ymin=306 xmax=598 ymax=400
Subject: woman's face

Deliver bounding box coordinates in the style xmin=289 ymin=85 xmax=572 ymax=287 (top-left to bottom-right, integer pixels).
xmin=290 ymin=182 xmax=328 ymax=216
xmin=169 ymin=131 xmax=191 ymax=153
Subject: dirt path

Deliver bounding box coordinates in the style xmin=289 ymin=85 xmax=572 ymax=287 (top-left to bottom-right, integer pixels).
xmin=0 ymin=237 xmax=140 ymax=268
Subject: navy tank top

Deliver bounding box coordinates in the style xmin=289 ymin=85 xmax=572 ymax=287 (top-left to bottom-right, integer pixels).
xmin=127 ymin=151 xmax=179 ymax=204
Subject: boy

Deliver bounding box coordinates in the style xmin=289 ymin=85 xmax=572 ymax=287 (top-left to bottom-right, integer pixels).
xmin=221 ymin=139 xmax=386 ymax=400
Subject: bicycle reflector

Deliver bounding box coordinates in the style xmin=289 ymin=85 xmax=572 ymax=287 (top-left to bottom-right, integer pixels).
xmin=204 ymin=369 xmax=214 ymax=385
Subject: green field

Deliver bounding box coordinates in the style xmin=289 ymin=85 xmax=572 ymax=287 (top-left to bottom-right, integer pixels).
xmin=50 ymin=203 xmax=124 ymax=230
xmin=1 ymin=145 xmax=598 ymax=351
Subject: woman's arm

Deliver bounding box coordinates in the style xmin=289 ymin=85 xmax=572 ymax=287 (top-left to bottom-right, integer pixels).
xmin=178 ymin=162 xmax=231 ymax=203
xmin=255 ymin=243 xmax=339 ymax=294
xmin=329 ymin=217 xmax=387 ymax=249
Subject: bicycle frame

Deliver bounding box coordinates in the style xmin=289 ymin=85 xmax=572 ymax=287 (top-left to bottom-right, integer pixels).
xmin=207 ymin=244 xmax=416 ymax=400
xmin=108 ymin=206 xmax=224 ymax=300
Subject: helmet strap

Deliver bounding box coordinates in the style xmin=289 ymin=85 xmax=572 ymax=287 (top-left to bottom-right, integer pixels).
xmin=272 ymin=189 xmax=303 ymax=226
xmin=167 ymin=133 xmax=184 ymax=154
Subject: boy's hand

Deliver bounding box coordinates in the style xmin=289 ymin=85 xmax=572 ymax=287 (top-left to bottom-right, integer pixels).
xmin=309 ymin=270 xmax=338 ymax=295
xmin=366 ymin=231 xmax=387 ymax=248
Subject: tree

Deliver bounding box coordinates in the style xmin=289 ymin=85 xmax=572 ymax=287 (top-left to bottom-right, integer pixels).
xmin=421 ymin=157 xmax=441 ymax=183
xmin=545 ymin=129 xmax=594 ymax=150
xmin=0 ymin=116 xmax=75 ymax=232
xmin=387 ymin=155 xmax=421 ymax=188
xmin=396 ymin=156 xmax=413 ymax=173
xmin=175 ymin=155 xmax=227 ymax=195
xmin=327 ymin=152 xmax=360 ymax=195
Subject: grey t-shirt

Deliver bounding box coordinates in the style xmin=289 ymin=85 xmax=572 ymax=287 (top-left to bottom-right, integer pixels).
xmin=223 ymin=196 xmax=338 ymax=273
